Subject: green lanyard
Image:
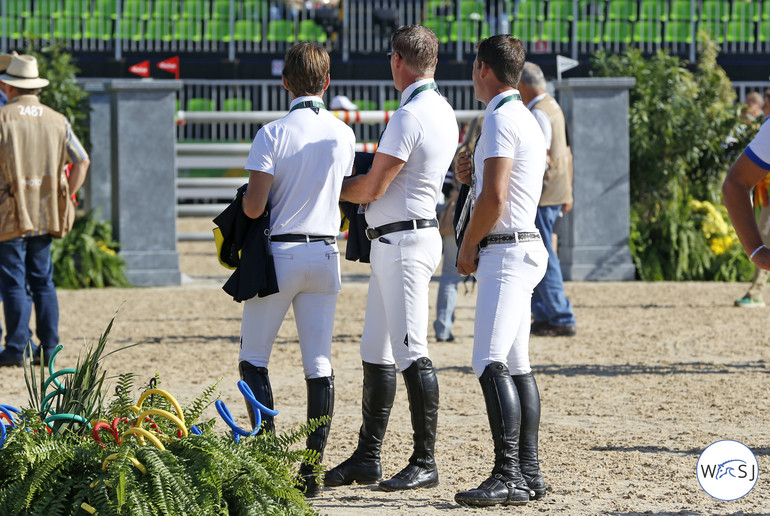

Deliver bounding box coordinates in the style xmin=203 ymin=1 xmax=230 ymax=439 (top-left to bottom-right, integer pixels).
xmin=289 ymin=100 xmax=326 ymax=113
xmin=493 ymin=92 xmax=521 ymax=111
xmin=401 ymin=81 xmax=439 ymax=107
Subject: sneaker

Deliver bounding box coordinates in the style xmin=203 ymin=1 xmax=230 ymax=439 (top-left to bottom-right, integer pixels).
xmin=531 ymin=324 xmax=577 ymax=337
xmin=734 ymin=296 xmax=765 ymax=308
xmin=436 ymin=334 xmax=455 ymax=342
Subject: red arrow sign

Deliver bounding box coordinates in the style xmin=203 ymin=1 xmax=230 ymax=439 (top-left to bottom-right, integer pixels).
xmin=128 ymin=60 xmax=150 ymax=78
xmin=157 ymin=56 xmax=180 ymax=80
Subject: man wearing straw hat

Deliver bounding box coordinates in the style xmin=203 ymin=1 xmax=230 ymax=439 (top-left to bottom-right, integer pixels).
xmin=0 ymin=54 xmax=90 ymax=368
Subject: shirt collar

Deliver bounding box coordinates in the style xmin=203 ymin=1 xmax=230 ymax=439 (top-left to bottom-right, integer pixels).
xmin=485 ymin=89 xmax=520 ymax=115
xmin=399 ymin=78 xmax=435 ymax=107
xmin=7 ymin=94 xmax=38 ymax=104
xmin=526 ymin=92 xmax=548 ymax=110
xmin=289 ymin=95 xmax=325 ymax=109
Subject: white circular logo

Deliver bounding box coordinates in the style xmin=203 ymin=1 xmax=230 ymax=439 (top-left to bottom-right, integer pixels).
xmin=697 ymin=440 xmax=758 ymax=501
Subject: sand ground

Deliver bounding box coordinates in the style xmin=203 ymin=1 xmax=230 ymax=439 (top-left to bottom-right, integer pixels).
xmin=1 ymin=217 xmax=769 ymax=515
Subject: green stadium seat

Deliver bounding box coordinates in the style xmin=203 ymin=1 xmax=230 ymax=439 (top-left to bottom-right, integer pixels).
xmin=518 ymin=0 xmax=545 ymax=21
xmin=266 ymin=19 xmax=295 ymax=42
xmin=53 ymin=15 xmax=82 ymax=39
xmin=548 ymin=1 xmax=574 ymax=21
xmin=764 ymin=2 xmax=770 ymax=21
xmin=212 ymin=0 xmax=233 ymax=19
xmin=354 ymin=99 xmax=377 ymax=111
xmin=8 ymin=0 xmax=31 ymax=18
xmin=383 ymin=99 xmax=400 ymax=111
xmin=575 ymin=19 xmax=602 ymax=43
xmin=726 ymin=20 xmax=756 ymax=42
xmin=578 ymin=0 xmax=606 ymax=21
xmin=697 ymin=20 xmax=724 ymax=42
xmin=223 ymin=98 xmax=253 ymax=111
xmin=607 ymin=1 xmax=637 ymax=22
xmin=182 ymin=0 xmax=211 ymax=19
xmin=423 ymin=17 xmax=451 ymax=43
xmin=92 ymin=0 xmax=117 ymax=19
xmin=32 ymin=0 xmax=58 ymax=19
xmin=460 ymin=1 xmax=484 ymax=21
xmin=114 ymin=17 xmax=143 ymax=40
xmin=243 ymin=0 xmax=267 ymax=21
xmin=759 ymin=20 xmax=770 ymax=41
xmin=450 ymin=19 xmax=490 ymax=42
xmin=233 ymin=19 xmax=261 ymax=41
xmin=122 ymin=0 xmax=151 ymax=21
xmin=664 ymin=21 xmax=692 ymax=43
xmin=205 ymin=20 xmax=231 ymax=41
xmin=633 ymin=20 xmax=662 ymax=43
xmin=153 ymin=0 xmax=181 ymax=21
xmin=731 ymin=1 xmax=759 ymax=22
xmin=145 ymin=18 xmax=173 ymax=41
xmin=603 ymin=20 xmax=632 ymax=42
xmin=639 ymin=0 xmax=667 ymax=22
xmin=24 ymin=16 xmax=50 ymax=39
xmin=511 ymin=18 xmax=540 ymax=41
xmin=701 ymin=1 xmax=729 ymax=22
xmin=62 ymin=0 xmax=90 ymax=19
xmin=174 ymin=19 xmax=203 ymax=41
xmin=298 ymin=19 xmax=326 ymax=42
xmin=82 ymin=17 xmax=113 ymax=40
xmin=669 ymin=1 xmax=696 ymax=22
xmin=425 ymin=0 xmax=453 ymax=20
xmin=0 ymin=17 xmax=23 ymax=38
xmin=187 ymin=98 xmax=215 ymax=111
xmin=541 ymin=20 xmax=569 ymax=43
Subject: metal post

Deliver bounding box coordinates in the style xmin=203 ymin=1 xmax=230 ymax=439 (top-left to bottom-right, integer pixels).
xmin=342 ymin=0 xmax=349 ymax=62
xmin=228 ymin=0 xmax=235 ymax=62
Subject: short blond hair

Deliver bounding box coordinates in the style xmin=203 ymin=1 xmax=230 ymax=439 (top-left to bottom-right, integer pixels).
xmin=282 ymin=42 xmax=330 ymax=97
xmin=391 ymin=25 xmax=439 ymax=75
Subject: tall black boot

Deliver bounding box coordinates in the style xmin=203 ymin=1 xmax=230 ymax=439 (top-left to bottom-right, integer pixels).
xmin=379 ymin=357 xmax=439 ymax=491
xmin=455 ymin=362 xmax=533 ymax=507
xmin=513 ymin=372 xmax=546 ymax=500
xmin=238 ymin=361 xmax=275 ymax=433
xmin=325 ymin=362 xmax=397 ymax=486
xmin=298 ymin=375 xmax=334 ymax=498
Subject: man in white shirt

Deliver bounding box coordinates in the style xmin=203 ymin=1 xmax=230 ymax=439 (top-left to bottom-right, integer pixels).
xmin=325 ymin=24 xmax=458 ymax=492
xmin=240 ymin=42 xmax=356 ymax=498
xmin=453 ymin=35 xmax=549 ymax=507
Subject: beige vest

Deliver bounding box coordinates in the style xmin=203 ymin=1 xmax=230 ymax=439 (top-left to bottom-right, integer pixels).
xmin=0 ymin=95 xmax=74 ymax=241
xmin=534 ymin=93 xmax=573 ymax=206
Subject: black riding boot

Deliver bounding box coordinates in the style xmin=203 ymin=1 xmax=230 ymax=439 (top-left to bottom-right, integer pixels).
xmin=379 ymin=357 xmax=439 ymax=491
xmin=238 ymin=361 xmax=275 ymax=433
xmin=513 ymin=372 xmax=546 ymax=500
xmin=325 ymin=362 xmax=397 ymax=486
xmin=298 ymin=375 xmax=334 ymax=497
xmin=455 ymin=362 xmax=533 ymax=507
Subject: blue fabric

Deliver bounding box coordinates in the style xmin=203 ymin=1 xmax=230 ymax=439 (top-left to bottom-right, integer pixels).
xmin=531 ymin=205 xmax=575 ymax=327
xmin=745 ymin=146 xmax=770 ymax=171
xmin=0 ymin=235 xmax=58 ymax=356
xmin=433 ymin=234 xmax=462 ymax=340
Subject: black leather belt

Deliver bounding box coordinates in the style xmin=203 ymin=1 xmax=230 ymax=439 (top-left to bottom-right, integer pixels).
xmin=479 ymin=232 xmax=541 ymax=248
xmin=365 ymin=218 xmax=438 ymax=241
xmin=270 ymin=234 xmax=335 ymax=244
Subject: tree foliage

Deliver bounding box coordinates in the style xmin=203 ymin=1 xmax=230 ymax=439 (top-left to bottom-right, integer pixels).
xmin=591 ymin=37 xmax=755 ymax=280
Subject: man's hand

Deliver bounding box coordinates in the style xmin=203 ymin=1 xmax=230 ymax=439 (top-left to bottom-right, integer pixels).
xmin=562 ymin=201 xmax=573 ymax=214
xmin=454 ymin=151 xmax=473 ymax=185
xmin=457 ymin=239 xmax=479 ymax=275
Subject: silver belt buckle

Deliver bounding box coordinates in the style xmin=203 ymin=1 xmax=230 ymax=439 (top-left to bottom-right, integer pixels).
xmin=365 ymin=227 xmax=377 ymax=241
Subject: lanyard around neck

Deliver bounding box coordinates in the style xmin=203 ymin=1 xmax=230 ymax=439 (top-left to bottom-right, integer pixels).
xmin=493 ymin=92 xmax=521 ymax=111
xmin=401 ymin=81 xmax=438 ymax=107
xmin=289 ymin=100 xmax=326 ymax=113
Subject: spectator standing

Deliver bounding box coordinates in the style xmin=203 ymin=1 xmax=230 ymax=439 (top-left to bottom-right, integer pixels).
xmin=518 ymin=62 xmax=577 ymax=337
xmin=0 ymin=54 xmax=89 ymax=368
xmin=325 ymin=25 xmax=458 ymax=492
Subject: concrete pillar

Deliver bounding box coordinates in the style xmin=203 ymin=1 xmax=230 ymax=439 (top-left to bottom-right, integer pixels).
xmin=553 ymin=77 xmax=637 ymax=281
xmin=108 ymin=79 xmax=182 ymax=286
xmin=83 ymin=80 xmax=111 ymax=221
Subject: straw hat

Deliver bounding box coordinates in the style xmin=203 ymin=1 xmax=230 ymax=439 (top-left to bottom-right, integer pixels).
xmin=0 ymin=54 xmax=49 ymax=89
xmin=0 ymin=51 xmax=18 ymax=73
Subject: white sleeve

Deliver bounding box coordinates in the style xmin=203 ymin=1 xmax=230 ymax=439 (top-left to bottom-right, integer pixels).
xmin=531 ymin=108 xmax=552 ymax=150
xmin=745 ymin=117 xmax=770 ymax=170
xmin=244 ymin=126 xmax=276 ymax=175
xmin=376 ymin=109 xmax=422 ymax=161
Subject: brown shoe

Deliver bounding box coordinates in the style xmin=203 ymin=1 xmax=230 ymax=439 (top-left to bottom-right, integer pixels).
xmin=531 ymin=324 xmax=576 ymax=337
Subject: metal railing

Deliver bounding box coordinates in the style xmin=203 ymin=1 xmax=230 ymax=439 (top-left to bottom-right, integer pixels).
xmin=1 ymin=1 xmax=762 ymax=62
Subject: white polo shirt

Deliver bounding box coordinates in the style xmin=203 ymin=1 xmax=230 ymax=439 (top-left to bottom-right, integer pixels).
xmin=245 ymin=95 xmax=356 ymax=236
xmin=473 ymin=89 xmax=546 ymax=235
xmin=364 ymin=78 xmax=459 ymax=228
xmin=746 ymin=116 xmax=770 ymax=170
xmin=527 ymin=92 xmax=552 ymax=150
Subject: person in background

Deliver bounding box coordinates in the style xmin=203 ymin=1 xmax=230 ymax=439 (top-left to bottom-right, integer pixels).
xmin=0 ymin=54 xmax=89 ymax=368
xmin=434 ymin=168 xmax=464 ymax=342
xmin=518 ymin=62 xmax=576 ymax=337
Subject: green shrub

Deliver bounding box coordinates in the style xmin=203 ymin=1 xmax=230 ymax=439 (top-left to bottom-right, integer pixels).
xmin=592 ymin=36 xmax=755 ymax=280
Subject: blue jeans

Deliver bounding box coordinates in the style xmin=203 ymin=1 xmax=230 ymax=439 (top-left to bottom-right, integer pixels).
xmin=0 ymin=235 xmax=58 ymax=356
xmin=532 ymin=205 xmax=575 ymax=327
xmin=433 ymin=233 xmax=463 ymax=340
